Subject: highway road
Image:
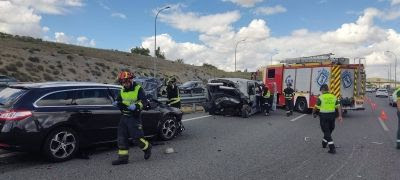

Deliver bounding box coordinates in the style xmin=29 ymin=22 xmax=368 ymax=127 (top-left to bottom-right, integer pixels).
xmin=0 ymin=94 xmax=399 ymax=180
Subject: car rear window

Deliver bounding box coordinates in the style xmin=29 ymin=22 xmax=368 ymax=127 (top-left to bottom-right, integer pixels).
xmin=0 ymin=87 xmax=28 ymax=108
xmin=378 ymin=89 xmax=387 ymax=92
xmin=74 ymin=89 xmax=112 ymax=105
xmin=36 ymin=91 xmax=74 ymax=106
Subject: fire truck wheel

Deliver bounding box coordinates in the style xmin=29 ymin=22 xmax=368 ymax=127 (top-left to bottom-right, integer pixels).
xmin=295 ymin=98 xmax=309 ymax=113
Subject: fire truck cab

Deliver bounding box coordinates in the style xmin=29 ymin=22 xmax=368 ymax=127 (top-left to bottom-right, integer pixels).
xmin=263 ymin=54 xmax=366 ymax=113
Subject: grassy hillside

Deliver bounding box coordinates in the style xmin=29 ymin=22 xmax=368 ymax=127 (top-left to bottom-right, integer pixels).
xmin=0 ymin=33 xmax=253 ymax=84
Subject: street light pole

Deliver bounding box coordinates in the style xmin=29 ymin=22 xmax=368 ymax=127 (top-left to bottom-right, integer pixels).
xmin=154 ymin=6 xmax=170 ymax=78
xmin=386 ymin=51 xmax=398 ymax=88
xmin=234 ymin=39 xmax=246 ymax=72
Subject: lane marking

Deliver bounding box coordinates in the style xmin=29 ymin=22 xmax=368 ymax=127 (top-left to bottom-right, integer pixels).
xmin=182 ymin=115 xmax=212 ymax=122
xmin=378 ymin=117 xmax=389 ymax=132
xmin=290 ymin=114 xmax=307 ymax=122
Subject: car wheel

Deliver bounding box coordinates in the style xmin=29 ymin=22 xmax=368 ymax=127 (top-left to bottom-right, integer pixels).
xmin=295 ymin=98 xmax=309 ymax=113
xmin=159 ymin=115 xmax=178 ymax=141
xmin=43 ymin=127 xmax=79 ymax=162
xmin=241 ymin=105 xmax=250 ymax=118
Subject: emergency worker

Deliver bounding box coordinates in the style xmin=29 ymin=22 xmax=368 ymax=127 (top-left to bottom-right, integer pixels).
xmin=312 ymin=84 xmax=343 ymax=154
xmin=112 ymin=71 xmax=152 ymax=165
xmin=166 ymin=77 xmax=181 ymax=109
xmin=283 ymin=83 xmax=295 ymax=116
xmin=262 ymin=86 xmax=271 ymax=116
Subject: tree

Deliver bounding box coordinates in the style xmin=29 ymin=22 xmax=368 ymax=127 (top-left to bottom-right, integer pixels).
xmin=176 ymin=58 xmax=184 ymax=64
xmin=155 ymin=47 xmax=165 ymax=59
xmin=130 ymin=46 xmax=150 ymax=56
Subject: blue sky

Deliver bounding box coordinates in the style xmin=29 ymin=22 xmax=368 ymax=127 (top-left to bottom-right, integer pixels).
xmin=1 ymin=0 xmax=400 ymax=78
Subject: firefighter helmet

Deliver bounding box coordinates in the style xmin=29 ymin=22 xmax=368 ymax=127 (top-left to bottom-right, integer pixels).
xmin=320 ymin=84 xmax=329 ymax=91
xmin=117 ymin=71 xmax=134 ymax=84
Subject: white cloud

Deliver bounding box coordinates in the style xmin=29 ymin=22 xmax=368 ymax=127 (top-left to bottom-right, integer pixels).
xmin=390 ymin=0 xmax=400 ymax=6
xmin=99 ymin=1 xmax=110 ymax=10
xmin=42 ymin=26 xmax=50 ymax=33
xmin=0 ymin=1 xmax=42 ymax=37
xmin=140 ymin=7 xmax=400 ymax=80
xmin=222 ymin=0 xmax=263 ymax=8
xmin=159 ymin=10 xmax=241 ymax=35
xmin=111 ymin=12 xmax=127 ymax=19
xmin=77 ymin=36 xmax=96 ymax=47
xmin=9 ymin=0 xmax=84 ymax=14
xmin=55 ymin=32 xmax=70 ymax=43
xmin=254 ymin=5 xmax=287 ymax=15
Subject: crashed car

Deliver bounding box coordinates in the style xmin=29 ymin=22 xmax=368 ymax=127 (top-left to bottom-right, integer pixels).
xmin=204 ymin=78 xmax=263 ymax=118
xmin=134 ymin=76 xmax=163 ymax=99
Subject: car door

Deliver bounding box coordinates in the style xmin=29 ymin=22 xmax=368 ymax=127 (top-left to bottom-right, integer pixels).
xmin=73 ymin=88 xmax=120 ymax=143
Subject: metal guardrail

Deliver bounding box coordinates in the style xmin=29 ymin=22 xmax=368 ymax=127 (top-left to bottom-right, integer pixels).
xmin=157 ymin=96 xmax=206 ymax=104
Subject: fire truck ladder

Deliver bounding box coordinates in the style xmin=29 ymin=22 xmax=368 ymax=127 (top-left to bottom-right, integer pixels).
xmin=280 ymin=53 xmax=349 ymax=65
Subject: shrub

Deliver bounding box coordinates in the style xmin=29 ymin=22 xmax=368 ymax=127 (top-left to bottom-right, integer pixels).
xmin=68 ymin=68 xmax=76 ymax=73
xmin=16 ymin=61 xmax=23 ymax=67
xmin=49 ymin=65 xmax=55 ymax=69
xmin=52 ymin=70 xmax=60 ymax=75
xmin=57 ymin=50 xmax=68 ymax=54
xmin=43 ymin=73 xmax=54 ymax=81
xmin=37 ymin=65 xmax=44 ymax=71
xmin=67 ymin=55 xmax=74 ymax=61
xmin=28 ymin=57 xmax=40 ymax=63
xmin=5 ymin=63 xmax=18 ymax=71
xmin=91 ymin=70 xmax=101 ymax=76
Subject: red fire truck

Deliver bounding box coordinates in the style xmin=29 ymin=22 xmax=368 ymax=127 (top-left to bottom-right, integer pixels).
xmin=263 ymin=54 xmax=366 ymax=113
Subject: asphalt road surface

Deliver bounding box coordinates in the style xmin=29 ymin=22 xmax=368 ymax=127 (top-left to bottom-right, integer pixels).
xmin=0 ymin=94 xmax=399 ymax=180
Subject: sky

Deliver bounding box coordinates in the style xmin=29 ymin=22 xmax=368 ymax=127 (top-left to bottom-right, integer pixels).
xmin=1 ymin=0 xmax=400 ymax=79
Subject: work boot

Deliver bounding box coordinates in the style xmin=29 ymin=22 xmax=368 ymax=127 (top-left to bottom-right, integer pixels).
xmin=265 ymin=112 xmax=269 ymax=116
xmin=144 ymin=144 xmax=152 ymax=160
xmin=397 ymin=143 xmax=400 ymax=149
xmin=112 ymin=155 xmax=129 ymax=165
xmin=322 ymin=140 xmax=327 ymax=148
xmin=286 ymin=111 xmax=290 ymax=117
xmin=328 ymin=144 xmax=336 ymax=154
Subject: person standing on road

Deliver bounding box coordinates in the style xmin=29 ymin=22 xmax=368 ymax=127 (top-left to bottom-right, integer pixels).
xmin=166 ymin=77 xmax=181 ymax=109
xmin=396 ymin=88 xmax=400 ymax=149
xmin=312 ymin=84 xmax=343 ymax=154
xmin=111 ymin=71 xmax=152 ymax=165
xmin=262 ymin=86 xmax=271 ymax=116
xmin=283 ymin=83 xmax=295 ymax=116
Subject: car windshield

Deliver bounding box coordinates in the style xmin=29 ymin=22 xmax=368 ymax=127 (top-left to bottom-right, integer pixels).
xmin=0 ymin=87 xmax=28 ymax=108
xmin=378 ymin=89 xmax=387 ymax=92
xmin=181 ymin=82 xmax=195 ymax=88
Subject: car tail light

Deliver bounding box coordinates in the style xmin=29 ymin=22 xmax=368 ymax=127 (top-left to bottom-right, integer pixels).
xmin=0 ymin=110 xmax=32 ymax=121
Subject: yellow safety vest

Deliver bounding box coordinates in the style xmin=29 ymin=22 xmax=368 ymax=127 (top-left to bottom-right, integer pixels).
xmin=263 ymin=90 xmax=271 ymax=98
xmin=120 ymin=85 xmax=143 ymax=114
xmin=316 ymin=93 xmax=338 ymax=113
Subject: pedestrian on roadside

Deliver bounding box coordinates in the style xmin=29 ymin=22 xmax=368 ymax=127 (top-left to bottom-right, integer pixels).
xmin=312 ymin=84 xmax=343 ymax=154
xmin=283 ymin=83 xmax=295 ymax=116
xmin=111 ymin=71 xmax=152 ymax=165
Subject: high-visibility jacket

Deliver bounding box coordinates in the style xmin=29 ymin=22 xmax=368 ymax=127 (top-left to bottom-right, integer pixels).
xmin=263 ymin=90 xmax=271 ymax=98
xmin=120 ymin=84 xmax=143 ymax=115
xmin=315 ymin=93 xmax=340 ymax=113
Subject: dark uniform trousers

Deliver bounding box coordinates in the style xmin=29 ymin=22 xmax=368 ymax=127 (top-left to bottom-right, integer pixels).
xmin=319 ymin=112 xmax=336 ymax=143
xmin=118 ymin=115 xmax=147 ymax=150
xmin=285 ymin=98 xmax=294 ymax=113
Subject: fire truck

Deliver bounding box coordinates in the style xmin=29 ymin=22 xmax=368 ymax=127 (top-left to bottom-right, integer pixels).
xmin=263 ymin=54 xmax=366 ymax=113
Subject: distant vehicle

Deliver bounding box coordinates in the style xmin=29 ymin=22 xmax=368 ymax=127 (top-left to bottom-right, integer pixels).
xmin=366 ymin=87 xmax=375 ymax=93
xmin=0 ymin=75 xmax=17 ymax=87
xmin=179 ymin=81 xmax=205 ymax=94
xmin=134 ymin=76 xmax=163 ymax=99
xmin=376 ymin=88 xmax=389 ymax=97
xmin=0 ymin=82 xmax=184 ymax=162
xmin=389 ymin=90 xmax=398 ymax=107
xmin=204 ymin=78 xmax=263 ymax=118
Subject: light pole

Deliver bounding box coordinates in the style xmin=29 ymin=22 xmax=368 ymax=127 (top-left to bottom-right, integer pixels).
xmin=154 ymin=6 xmax=170 ymax=77
xmin=270 ymin=51 xmax=278 ymax=65
xmin=386 ymin=51 xmax=398 ymax=88
xmin=234 ymin=39 xmax=246 ymax=72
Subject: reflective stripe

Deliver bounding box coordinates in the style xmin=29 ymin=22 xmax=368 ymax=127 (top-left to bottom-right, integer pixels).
xmin=168 ymin=97 xmax=181 ymax=105
xmin=397 ymin=139 xmax=400 ymax=142
xmin=118 ymin=150 xmax=128 ymax=155
xmin=328 ymin=142 xmax=334 ymax=145
xmin=322 ymin=139 xmax=328 ymax=142
xmin=140 ymin=138 xmax=149 ymax=150
xmin=320 ymin=110 xmax=335 ymax=113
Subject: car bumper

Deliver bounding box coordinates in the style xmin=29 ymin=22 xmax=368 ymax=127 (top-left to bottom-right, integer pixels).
xmin=0 ymin=131 xmax=43 ymax=152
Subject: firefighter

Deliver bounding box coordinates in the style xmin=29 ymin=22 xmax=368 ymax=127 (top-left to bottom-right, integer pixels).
xmin=166 ymin=77 xmax=181 ymax=109
xmin=283 ymin=83 xmax=295 ymax=116
xmin=111 ymin=71 xmax=152 ymax=165
xmin=312 ymin=84 xmax=343 ymax=154
xmin=262 ymin=86 xmax=271 ymax=116
xmin=395 ymin=87 xmax=400 ymax=149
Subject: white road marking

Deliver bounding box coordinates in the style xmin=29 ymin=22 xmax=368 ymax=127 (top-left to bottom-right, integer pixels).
xmin=378 ymin=117 xmax=389 ymax=132
xmin=290 ymin=114 xmax=308 ymax=122
xmin=182 ymin=115 xmax=212 ymax=122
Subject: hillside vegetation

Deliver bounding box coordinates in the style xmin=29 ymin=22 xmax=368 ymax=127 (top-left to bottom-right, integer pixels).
xmin=0 ymin=33 xmax=252 ymax=84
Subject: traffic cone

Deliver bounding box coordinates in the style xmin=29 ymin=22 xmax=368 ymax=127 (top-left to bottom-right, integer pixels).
xmin=380 ymin=110 xmax=388 ymax=121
